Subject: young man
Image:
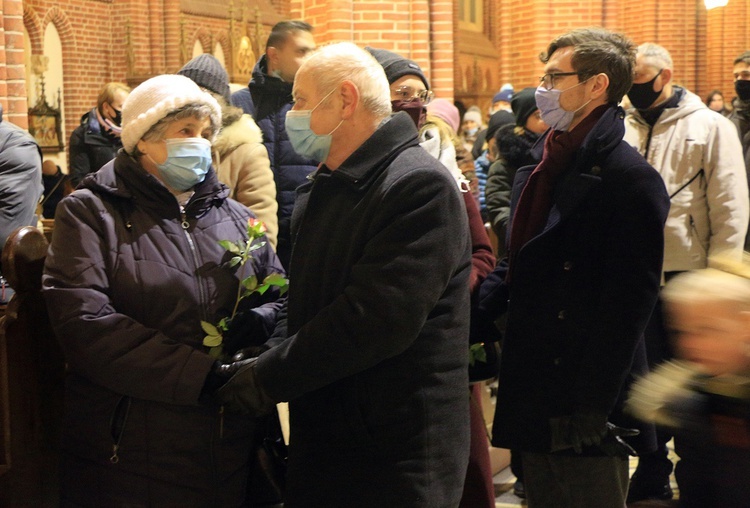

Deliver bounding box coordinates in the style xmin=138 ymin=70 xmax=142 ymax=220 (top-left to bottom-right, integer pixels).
xmin=478 ymin=27 xmax=670 ymax=507
xmin=231 ymin=20 xmax=317 ymax=268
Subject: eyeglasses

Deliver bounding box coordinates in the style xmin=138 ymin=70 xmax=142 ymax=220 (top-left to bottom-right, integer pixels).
xmin=391 ymin=85 xmax=434 ymax=104
xmin=539 ymin=72 xmax=580 ymax=91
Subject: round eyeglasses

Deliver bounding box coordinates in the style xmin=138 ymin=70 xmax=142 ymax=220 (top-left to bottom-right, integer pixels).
xmin=391 ymin=85 xmax=434 ymax=105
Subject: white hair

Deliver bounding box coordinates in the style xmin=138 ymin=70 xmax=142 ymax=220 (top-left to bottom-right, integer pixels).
xmin=637 ymin=43 xmax=673 ymax=70
xmin=300 ymin=42 xmax=392 ymax=119
xmin=662 ymin=255 xmax=750 ymax=311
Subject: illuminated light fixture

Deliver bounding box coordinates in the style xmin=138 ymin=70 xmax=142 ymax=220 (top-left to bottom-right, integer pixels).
xmin=705 ymin=0 xmax=728 ymax=9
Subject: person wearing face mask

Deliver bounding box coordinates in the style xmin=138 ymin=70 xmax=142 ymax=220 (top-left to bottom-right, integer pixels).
xmin=367 ymin=46 xmax=497 ymax=508
xmin=622 ymin=42 xmax=750 ymax=503
xmin=215 ymin=42 xmax=472 ymax=507
xmin=42 ymin=74 xmax=285 ymax=507
xmin=69 ymin=82 xmax=131 ymax=188
xmin=231 ymin=20 xmax=317 ymax=270
xmin=476 ymin=27 xmax=670 ymax=508
xmin=729 ymin=51 xmax=750 ymax=203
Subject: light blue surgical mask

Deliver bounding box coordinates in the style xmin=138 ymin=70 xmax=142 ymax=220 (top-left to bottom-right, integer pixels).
xmin=285 ymin=87 xmax=343 ymax=162
xmin=534 ymin=78 xmax=592 ymax=132
xmin=148 ymin=137 xmax=212 ymax=192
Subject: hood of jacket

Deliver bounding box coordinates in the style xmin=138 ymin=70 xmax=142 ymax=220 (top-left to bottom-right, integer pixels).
xmin=249 ymin=55 xmax=293 ymax=97
xmin=79 ymin=151 xmax=229 ymax=219
xmin=496 ymin=125 xmax=540 ymax=169
xmin=213 ymin=114 xmax=264 ymax=156
xmin=628 ymin=87 xmax=706 ymax=127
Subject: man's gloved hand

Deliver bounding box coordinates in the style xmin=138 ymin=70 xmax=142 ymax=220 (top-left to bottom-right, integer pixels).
xmin=598 ymin=422 xmax=639 ymax=457
xmin=215 ymin=357 xmax=276 ymax=416
xmin=550 ymin=411 xmax=608 ymax=453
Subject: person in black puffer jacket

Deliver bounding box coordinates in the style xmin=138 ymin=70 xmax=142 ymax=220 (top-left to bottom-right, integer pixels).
xmin=231 ymin=20 xmax=317 ymax=269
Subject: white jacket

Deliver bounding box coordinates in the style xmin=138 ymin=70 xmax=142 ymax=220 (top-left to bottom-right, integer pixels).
xmin=624 ymin=89 xmax=749 ymax=272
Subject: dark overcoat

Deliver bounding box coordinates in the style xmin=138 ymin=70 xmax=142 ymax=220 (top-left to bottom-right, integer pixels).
xmin=256 ymin=112 xmax=473 ymax=507
xmin=42 ymin=154 xmax=284 ymax=506
xmin=480 ymin=106 xmax=670 ymax=453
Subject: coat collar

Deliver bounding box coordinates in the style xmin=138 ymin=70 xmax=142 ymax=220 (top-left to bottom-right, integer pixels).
xmin=316 ymin=112 xmax=420 ymax=189
xmin=517 ymin=105 xmax=626 ymax=236
xmin=82 ymin=152 xmax=228 ymax=218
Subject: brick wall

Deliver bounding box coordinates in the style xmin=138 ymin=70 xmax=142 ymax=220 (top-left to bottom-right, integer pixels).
xmin=2 ymin=0 xmax=29 ymax=128
xmin=1 ymin=1 xmax=745 ymax=134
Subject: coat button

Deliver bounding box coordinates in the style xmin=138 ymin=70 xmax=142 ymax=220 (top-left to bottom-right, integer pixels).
xmin=563 ymin=261 xmax=573 ymax=271
xmin=558 ymin=310 xmax=566 ymax=320
xmin=591 ymin=165 xmax=602 ymax=175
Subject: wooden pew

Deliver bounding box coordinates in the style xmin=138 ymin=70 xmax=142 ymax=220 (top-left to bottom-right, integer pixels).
xmin=0 ymin=226 xmax=63 ymax=505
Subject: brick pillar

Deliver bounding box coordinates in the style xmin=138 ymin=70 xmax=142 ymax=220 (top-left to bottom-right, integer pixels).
xmin=430 ymin=0 xmax=454 ymax=99
xmin=3 ymin=0 xmax=28 ymax=129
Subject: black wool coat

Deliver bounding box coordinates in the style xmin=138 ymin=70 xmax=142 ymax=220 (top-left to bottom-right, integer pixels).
xmin=256 ymin=112 xmax=473 ymax=507
xmin=480 ymin=106 xmax=670 ymax=453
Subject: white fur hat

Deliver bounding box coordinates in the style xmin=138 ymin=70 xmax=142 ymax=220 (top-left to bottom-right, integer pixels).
xmin=121 ymin=74 xmax=222 ymax=154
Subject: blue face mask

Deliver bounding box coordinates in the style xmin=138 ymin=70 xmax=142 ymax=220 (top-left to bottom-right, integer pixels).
xmin=285 ymin=88 xmax=343 ymax=162
xmin=149 ymin=137 xmax=212 ymax=192
xmin=534 ymin=78 xmax=592 ymax=132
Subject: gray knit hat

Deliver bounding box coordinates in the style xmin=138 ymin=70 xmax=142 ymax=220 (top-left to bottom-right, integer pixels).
xmin=121 ymin=74 xmax=222 ymax=154
xmin=364 ymin=47 xmax=430 ymax=89
xmin=177 ymin=54 xmax=231 ymax=103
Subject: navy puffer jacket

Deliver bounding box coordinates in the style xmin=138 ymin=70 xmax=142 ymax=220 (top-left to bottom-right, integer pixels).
xmin=231 ymin=55 xmax=318 ymax=268
xmin=42 ymin=152 xmax=285 ymax=506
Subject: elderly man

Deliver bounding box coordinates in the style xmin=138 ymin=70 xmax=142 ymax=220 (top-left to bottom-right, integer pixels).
xmin=478 ymin=27 xmax=669 ymax=507
xmin=624 ymin=42 xmax=749 ymax=502
xmin=218 ymin=42 xmax=472 ymax=507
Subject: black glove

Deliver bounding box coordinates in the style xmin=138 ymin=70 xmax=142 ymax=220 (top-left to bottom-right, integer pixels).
xmin=215 ymin=357 xmax=276 ymax=416
xmin=598 ymin=422 xmax=639 ymax=457
xmin=550 ymin=411 xmax=608 ymax=453
xmin=222 ymin=309 xmax=272 ymax=358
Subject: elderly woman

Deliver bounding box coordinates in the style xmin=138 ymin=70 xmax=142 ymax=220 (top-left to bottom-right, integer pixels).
xmin=42 ymin=74 xmax=284 ymax=506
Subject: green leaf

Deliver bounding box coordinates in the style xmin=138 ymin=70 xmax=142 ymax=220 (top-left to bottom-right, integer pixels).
xmin=228 ymin=256 xmax=242 ymax=268
xmin=255 ymin=284 xmax=270 ymax=295
xmin=469 ymin=343 xmax=487 ymax=367
xmin=242 ymin=275 xmax=258 ymax=291
xmin=263 ymin=273 xmax=289 ymax=287
xmin=201 ymin=320 xmax=220 ymax=336
xmin=203 ymin=333 xmax=223 ymax=348
xmin=208 ymin=345 xmax=223 ymax=358
xmin=218 ymin=316 xmax=230 ymax=331
xmin=219 ymin=240 xmax=241 ymax=254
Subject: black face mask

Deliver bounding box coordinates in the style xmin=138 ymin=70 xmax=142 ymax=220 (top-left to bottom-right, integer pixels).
xmin=391 ymin=100 xmax=427 ymax=129
xmin=735 ymin=80 xmax=750 ymax=102
xmin=627 ymin=69 xmax=664 ymax=110
xmin=110 ymin=106 xmax=122 ymax=126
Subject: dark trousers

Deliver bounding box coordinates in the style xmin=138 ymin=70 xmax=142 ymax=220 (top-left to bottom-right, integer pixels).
xmin=522 ymin=452 xmax=629 ymax=508
xmin=459 ymin=384 xmax=495 ymax=508
xmin=633 ymin=281 xmax=679 ymax=483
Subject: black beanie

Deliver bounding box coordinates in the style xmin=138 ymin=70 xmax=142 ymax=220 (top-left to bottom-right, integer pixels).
xmin=365 ymin=47 xmax=430 ymax=89
xmin=485 ymin=110 xmax=515 ymax=142
xmin=511 ymin=87 xmax=539 ymax=128
xmin=177 ymin=54 xmax=231 ymax=103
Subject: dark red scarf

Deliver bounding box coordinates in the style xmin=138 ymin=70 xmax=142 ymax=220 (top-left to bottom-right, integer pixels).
xmin=506 ymin=105 xmax=608 ymax=282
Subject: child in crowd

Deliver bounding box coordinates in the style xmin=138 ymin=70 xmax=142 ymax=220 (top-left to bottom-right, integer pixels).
xmin=627 ymin=256 xmax=750 ymax=508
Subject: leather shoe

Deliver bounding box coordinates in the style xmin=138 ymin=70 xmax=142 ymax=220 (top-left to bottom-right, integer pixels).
xmin=626 ymin=476 xmax=674 ymax=503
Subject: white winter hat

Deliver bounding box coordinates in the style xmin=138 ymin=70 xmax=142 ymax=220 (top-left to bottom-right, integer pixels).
xmin=121 ymin=74 xmax=222 ymax=154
